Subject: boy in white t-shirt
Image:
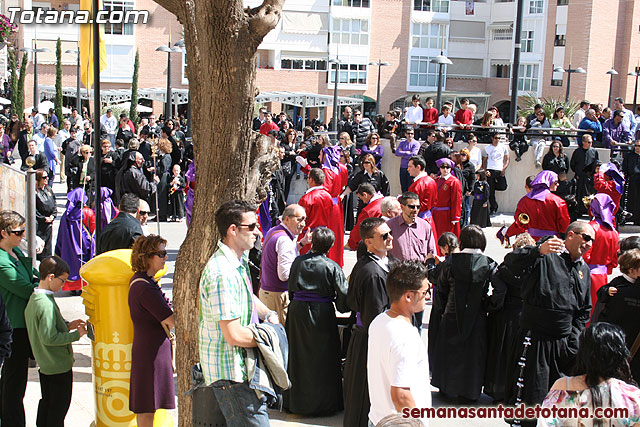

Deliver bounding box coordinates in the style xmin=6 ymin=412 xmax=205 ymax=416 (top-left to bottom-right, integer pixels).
xmin=482 ymin=132 xmax=510 ymax=214
xmin=367 ymin=261 xmax=431 ymax=427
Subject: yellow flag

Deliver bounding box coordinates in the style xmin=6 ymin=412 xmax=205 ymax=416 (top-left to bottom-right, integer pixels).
xmin=79 ymin=0 xmax=107 ymax=91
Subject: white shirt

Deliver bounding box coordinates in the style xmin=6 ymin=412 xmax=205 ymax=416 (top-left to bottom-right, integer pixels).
xmin=405 ymin=105 xmax=423 ymax=124
xmin=32 ymin=113 xmax=44 ymax=130
xmin=468 ymin=145 xmax=482 ymax=169
xmin=56 ymin=129 xmax=70 ymax=148
xmin=483 ymin=143 xmax=509 ymax=170
xmin=34 ymin=288 xmax=54 ymax=295
xmin=100 ymin=114 xmax=118 ymax=134
xmin=32 ymin=131 xmax=46 ymax=152
xmin=368 ymin=312 xmax=430 ymax=426
xmin=572 ymin=109 xmax=586 ymax=129
xmin=437 ymin=114 xmax=454 ymax=126
xmin=275 ymin=223 xmax=299 ymax=282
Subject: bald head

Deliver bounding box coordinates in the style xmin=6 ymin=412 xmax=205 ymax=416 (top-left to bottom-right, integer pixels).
xmin=136 ymin=199 xmax=150 ymax=225
xmin=282 ymin=204 xmax=306 ymax=235
xmin=380 ymin=196 xmax=402 ymax=219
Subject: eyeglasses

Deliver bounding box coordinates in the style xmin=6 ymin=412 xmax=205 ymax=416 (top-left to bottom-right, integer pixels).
xmin=139 ymin=210 xmax=150 ymax=216
xmin=405 ymin=131 xmax=414 ymax=134
xmin=405 ymin=204 xmax=420 ymax=210
xmin=411 ymin=289 xmax=430 ymax=299
xmin=380 ymin=231 xmax=393 ymax=240
xmin=55 ymin=276 xmax=67 ymax=284
xmin=237 ymin=223 xmax=258 ymax=231
xmin=293 ymin=216 xmax=306 ymax=222
xmin=152 ymin=250 xmax=168 ymax=258
xmin=578 ymin=233 xmax=593 ymax=242
xmin=9 ymin=229 xmax=25 ymax=236
xmin=635 ymin=145 xmax=640 ymax=148
xmin=370 ymin=137 xmax=379 ymax=140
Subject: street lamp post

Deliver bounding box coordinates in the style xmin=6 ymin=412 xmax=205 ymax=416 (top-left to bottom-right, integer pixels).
xmin=65 ymin=47 xmax=81 ymax=113
xmin=628 ymin=66 xmax=640 ymax=115
xmin=329 ymin=58 xmax=341 ymax=133
xmin=156 ymin=40 xmax=184 ymax=121
xmin=553 ymin=65 xmax=586 ymax=102
xmin=20 ymin=44 xmax=51 ymax=109
xmin=606 ymin=68 xmax=618 ymax=108
xmin=368 ymin=60 xmax=390 ymax=116
xmin=430 ymin=53 xmax=452 ymax=111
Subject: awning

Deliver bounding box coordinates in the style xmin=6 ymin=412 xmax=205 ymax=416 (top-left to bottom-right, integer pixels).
xmin=255 ymin=91 xmax=363 ymax=108
xmin=37 ymin=85 xmax=190 ymax=105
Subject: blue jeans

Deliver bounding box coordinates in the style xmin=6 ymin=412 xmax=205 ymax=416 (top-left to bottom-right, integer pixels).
xmin=462 ymin=194 xmax=472 ymax=227
xmin=399 ymin=167 xmax=413 ymax=193
xmin=108 ymin=133 xmax=116 ymax=149
xmin=211 ymin=380 xmax=269 ymax=426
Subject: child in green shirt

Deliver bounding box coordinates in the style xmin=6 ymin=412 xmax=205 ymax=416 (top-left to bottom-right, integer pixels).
xmin=24 ymin=255 xmax=87 ymax=427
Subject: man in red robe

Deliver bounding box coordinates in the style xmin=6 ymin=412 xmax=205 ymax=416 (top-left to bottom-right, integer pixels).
xmin=347 ymin=183 xmax=383 ymax=251
xmin=583 ymin=193 xmax=619 ymax=314
xmin=297 ymin=168 xmax=333 ymax=255
xmin=506 ymin=170 xmax=570 ymax=241
xmin=433 ymin=158 xmax=462 ymax=237
xmin=594 ymin=162 xmax=624 ymax=214
xmin=408 ymin=155 xmax=438 ymax=235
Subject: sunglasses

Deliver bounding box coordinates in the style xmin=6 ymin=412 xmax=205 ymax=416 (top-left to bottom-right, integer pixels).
xmin=405 ymin=204 xmax=420 ymax=210
xmin=370 ymin=137 xmax=379 ymax=140
xmin=411 ymin=289 xmax=430 ymax=299
xmin=381 ymin=231 xmax=393 ymax=240
xmin=406 ymin=131 xmax=414 ymax=134
xmin=362 ymin=161 xmax=371 ymax=165
xmin=237 ymin=223 xmax=258 ymax=231
xmin=9 ymin=229 xmax=26 ymax=236
xmin=41 ymin=175 xmax=49 ymax=179
xmin=578 ymin=233 xmax=593 ymax=242
xmin=440 ymin=165 xmax=452 ymax=169
xmin=153 ymin=250 xmax=168 ymax=258
xmin=139 ymin=210 xmax=150 ymax=216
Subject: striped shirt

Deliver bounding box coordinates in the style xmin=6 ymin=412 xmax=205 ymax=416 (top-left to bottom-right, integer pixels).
xmin=198 ymin=241 xmax=255 ymax=385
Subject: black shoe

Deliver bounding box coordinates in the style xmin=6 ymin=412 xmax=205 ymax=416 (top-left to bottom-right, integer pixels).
xmin=515 ymin=155 xmax=521 ymax=162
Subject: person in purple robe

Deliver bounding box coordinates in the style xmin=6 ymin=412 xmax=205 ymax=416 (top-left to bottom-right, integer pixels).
xmin=185 ymin=161 xmax=195 ymax=226
xmin=99 ymin=187 xmax=118 ymax=230
xmin=54 ymin=188 xmax=95 ymax=292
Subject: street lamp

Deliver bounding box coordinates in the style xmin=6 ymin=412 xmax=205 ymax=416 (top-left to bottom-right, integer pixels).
xmin=65 ymin=47 xmax=81 ymax=113
xmin=328 ymin=57 xmax=341 ymax=133
xmin=20 ymin=45 xmax=51 ymax=109
xmin=606 ymin=68 xmax=618 ymax=108
xmin=553 ymin=65 xmax=586 ymax=102
xmin=430 ymin=53 xmax=452 ymax=111
xmin=156 ymin=40 xmax=184 ymax=121
xmin=628 ymin=66 xmax=640 ymax=115
xmin=368 ymin=60 xmax=390 ymax=116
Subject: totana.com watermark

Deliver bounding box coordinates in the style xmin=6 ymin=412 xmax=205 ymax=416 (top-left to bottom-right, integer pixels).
xmin=7 ymin=7 xmax=149 ymax=25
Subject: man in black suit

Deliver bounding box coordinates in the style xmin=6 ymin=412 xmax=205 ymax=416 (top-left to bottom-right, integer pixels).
xmin=22 ymin=139 xmax=49 ymax=173
xmin=96 ymin=193 xmax=143 ymax=255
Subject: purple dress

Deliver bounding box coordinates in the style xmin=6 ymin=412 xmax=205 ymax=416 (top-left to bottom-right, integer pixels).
xmin=128 ymin=272 xmax=175 ymax=413
xmin=185 ymin=161 xmax=195 ymax=226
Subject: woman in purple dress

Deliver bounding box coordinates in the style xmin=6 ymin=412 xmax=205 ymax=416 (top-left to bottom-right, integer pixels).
xmin=128 ymin=234 xmax=174 ymax=427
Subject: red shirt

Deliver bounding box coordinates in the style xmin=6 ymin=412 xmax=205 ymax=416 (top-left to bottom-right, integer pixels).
xmin=593 ymin=173 xmax=621 ymax=213
xmin=259 ymin=121 xmax=280 ymax=135
xmin=347 ymin=196 xmax=383 ymax=251
xmin=454 ymin=108 xmax=473 ymax=125
xmin=422 ymin=107 xmax=439 ymax=125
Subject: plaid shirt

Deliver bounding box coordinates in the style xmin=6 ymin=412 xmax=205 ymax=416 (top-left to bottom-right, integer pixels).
xmin=198 ymin=241 xmax=255 ymax=385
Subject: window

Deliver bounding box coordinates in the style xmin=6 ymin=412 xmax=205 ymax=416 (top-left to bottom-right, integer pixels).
xmin=103 ymin=0 xmax=134 ymax=35
xmin=529 ymin=0 xmax=543 ymax=13
xmin=518 ymin=64 xmax=539 ymax=92
xmin=411 ymin=23 xmax=447 ymax=49
xmin=31 ymin=2 xmax=51 ymax=11
xmin=554 ymin=34 xmax=566 ymax=46
xmin=409 ymin=56 xmax=439 ymax=88
xmin=450 ymin=20 xmax=485 ymax=40
xmin=551 ymin=79 xmax=563 ymax=86
xmin=281 ymin=58 xmax=327 ymax=71
xmin=521 ymin=30 xmax=534 ymax=52
xmin=333 ymin=0 xmax=369 ymax=6
xmin=447 ymin=58 xmax=483 ymax=78
xmin=331 ymin=18 xmax=369 ymax=45
xmin=491 ymin=64 xmax=510 ymax=78
xmin=492 ymin=28 xmax=513 ymax=40
xmin=329 ymin=62 xmax=367 ymax=84
xmin=413 ymin=0 xmax=450 ymax=13
xmin=557 ymin=0 xmax=568 ymax=4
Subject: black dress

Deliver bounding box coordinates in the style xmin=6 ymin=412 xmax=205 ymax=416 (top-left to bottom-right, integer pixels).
xmin=570 ymin=146 xmax=599 ymax=215
xmin=542 ymin=152 xmax=569 ymax=175
xmin=622 ymin=151 xmax=640 ymax=225
xmin=167 ymin=174 xmax=186 ymax=220
xmin=430 ymin=252 xmax=496 ymax=401
xmin=35 ymin=185 xmax=56 ymax=260
xmin=343 ymin=253 xmax=390 ymax=427
xmin=284 ymin=252 xmax=348 ymax=416
xmin=155 ymin=153 xmax=172 ymax=221
xmin=470 ymin=180 xmax=491 ymax=227
xmin=347 ymin=170 xmax=390 ymax=217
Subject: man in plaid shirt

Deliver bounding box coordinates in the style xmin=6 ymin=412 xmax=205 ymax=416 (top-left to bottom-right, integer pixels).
xmin=198 ymin=200 xmax=279 ymax=426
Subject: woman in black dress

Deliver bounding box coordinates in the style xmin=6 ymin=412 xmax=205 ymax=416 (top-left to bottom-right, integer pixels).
xmin=280 ymin=128 xmax=298 ymax=199
xmin=35 ymin=169 xmax=56 ymax=260
xmin=339 ymin=132 xmax=357 ymax=230
xmin=69 ymin=144 xmax=96 ymax=193
xmin=342 ymin=154 xmax=390 ymax=217
xmin=154 ymin=138 xmax=173 ymax=221
xmin=542 ymin=140 xmax=570 ymax=175
xmin=128 ymin=235 xmax=174 ymax=427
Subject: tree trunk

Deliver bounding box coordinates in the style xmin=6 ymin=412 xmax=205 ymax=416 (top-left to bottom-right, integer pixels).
xmin=151 ymin=1 xmax=283 ymax=425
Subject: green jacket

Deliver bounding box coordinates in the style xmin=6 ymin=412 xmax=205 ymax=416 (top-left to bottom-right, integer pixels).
xmin=25 ymin=292 xmax=79 ymax=375
xmin=0 ymin=247 xmax=38 ymax=329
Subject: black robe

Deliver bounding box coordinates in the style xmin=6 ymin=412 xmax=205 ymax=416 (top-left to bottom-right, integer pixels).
xmin=570 ymin=146 xmax=599 ymax=215
xmin=284 ymin=252 xmax=348 ymax=416
xmin=167 ymin=174 xmax=186 ymax=219
xmin=269 ymin=168 xmax=286 ymax=225
xmin=470 ymin=180 xmax=491 ymax=227
xmin=596 ymin=275 xmax=640 ymax=381
xmin=622 ymin=151 xmax=640 ymax=225
xmin=155 ymin=153 xmax=172 ymax=220
xmin=422 ymin=142 xmax=452 ymax=175
xmin=429 ymin=252 xmax=496 ymax=401
xmin=503 ymin=240 xmax=591 ymax=424
xmin=343 ymin=252 xmax=390 ymax=427
xmin=484 ymin=262 xmax=524 ymax=401
xmin=35 ymin=185 xmax=56 ymax=260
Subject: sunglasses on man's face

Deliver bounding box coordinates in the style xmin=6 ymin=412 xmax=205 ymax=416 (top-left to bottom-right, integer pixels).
xmin=139 ymin=210 xmax=150 ymax=216
xmin=578 ymin=233 xmax=593 ymax=243
xmin=237 ymin=223 xmax=258 ymax=231
xmin=380 ymin=231 xmax=393 ymax=240
xmin=9 ymin=229 xmax=25 ymax=236
xmin=405 ymin=204 xmax=420 ymax=210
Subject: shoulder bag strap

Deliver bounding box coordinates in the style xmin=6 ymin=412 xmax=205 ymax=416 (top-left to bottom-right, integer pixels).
xmin=630 ymin=331 xmax=640 ymax=360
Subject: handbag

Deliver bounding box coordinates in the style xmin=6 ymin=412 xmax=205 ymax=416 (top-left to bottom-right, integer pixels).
xmin=494 ymin=174 xmax=508 ymax=191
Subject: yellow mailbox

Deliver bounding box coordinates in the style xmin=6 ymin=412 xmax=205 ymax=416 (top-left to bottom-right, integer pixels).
xmin=80 ymin=249 xmax=171 ymax=427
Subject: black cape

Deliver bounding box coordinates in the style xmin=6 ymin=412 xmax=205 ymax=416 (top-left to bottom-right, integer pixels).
xmin=284 ymin=252 xmax=348 ymax=416
xmin=96 ymin=212 xmax=143 ymax=255
xmin=570 ymin=146 xmax=599 ymax=214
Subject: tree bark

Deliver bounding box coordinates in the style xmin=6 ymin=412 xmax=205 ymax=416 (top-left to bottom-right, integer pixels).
xmin=151 ymin=1 xmax=283 ymax=425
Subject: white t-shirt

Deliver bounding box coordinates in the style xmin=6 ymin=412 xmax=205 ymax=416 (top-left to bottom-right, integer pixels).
xmin=468 ymin=145 xmax=482 ymax=169
xmin=368 ymin=312 xmax=431 ymax=426
xmin=437 ymin=114 xmax=454 ymax=126
xmin=483 ymin=143 xmax=509 ymax=171
xmin=405 ymin=106 xmax=423 ymax=124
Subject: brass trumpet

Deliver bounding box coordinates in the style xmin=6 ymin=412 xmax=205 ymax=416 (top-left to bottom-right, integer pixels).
xmin=582 ymin=194 xmax=595 ymax=208
xmin=518 ymin=212 xmax=530 ymax=225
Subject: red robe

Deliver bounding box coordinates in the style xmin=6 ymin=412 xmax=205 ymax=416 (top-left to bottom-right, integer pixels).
xmin=433 ymin=175 xmax=462 ymax=238
xmin=322 ymin=164 xmax=348 ymax=267
xmin=593 ymin=172 xmax=621 ymax=214
xmin=583 ymin=219 xmax=619 ymax=314
xmin=505 ymin=192 xmax=571 ymax=241
xmin=409 ymin=174 xmax=438 ymax=235
xmin=298 ymin=187 xmax=333 ymax=255
xmin=347 ymin=196 xmax=383 ymax=251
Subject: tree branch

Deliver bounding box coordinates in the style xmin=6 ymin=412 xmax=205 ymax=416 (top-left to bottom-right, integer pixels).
xmin=151 ymin=0 xmax=185 ymax=22
xmin=246 ymin=0 xmax=286 ymax=41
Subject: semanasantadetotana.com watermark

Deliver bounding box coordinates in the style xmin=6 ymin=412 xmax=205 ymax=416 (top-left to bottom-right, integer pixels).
xmin=7 ymin=7 xmax=149 ymax=25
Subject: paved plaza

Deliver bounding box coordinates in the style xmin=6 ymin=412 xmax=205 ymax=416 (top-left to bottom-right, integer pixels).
xmin=20 ymin=179 xmax=638 ymax=427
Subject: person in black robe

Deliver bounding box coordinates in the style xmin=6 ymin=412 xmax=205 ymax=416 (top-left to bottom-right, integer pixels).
xmin=344 ymin=218 xmax=393 ymax=427
xmin=422 ymin=137 xmax=452 ymax=175
xmin=167 ymin=165 xmax=186 ymax=221
xmin=154 ymin=139 xmax=173 ymax=221
xmin=595 ymin=249 xmax=640 ymax=381
xmin=470 ymin=173 xmax=491 ymax=228
xmin=99 ymin=139 xmax=118 ymax=191
xmin=622 ymin=145 xmax=640 ymax=225
xmin=270 ymin=148 xmax=286 ymax=225
xmin=570 ymin=134 xmax=599 ymax=216
xmin=503 ymin=222 xmax=593 ymax=426
xmin=35 ymin=169 xmax=56 ymax=260
xmin=429 ymin=225 xmax=497 ymax=401
xmin=96 ymin=193 xmax=143 ymax=255
xmin=284 ymin=227 xmax=348 ymax=416
xmin=484 ymin=233 xmax=535 ymax=402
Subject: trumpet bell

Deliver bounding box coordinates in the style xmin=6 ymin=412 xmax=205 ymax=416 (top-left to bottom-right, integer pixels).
xmin=518 ymin=213 xmax=530 ymax=225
